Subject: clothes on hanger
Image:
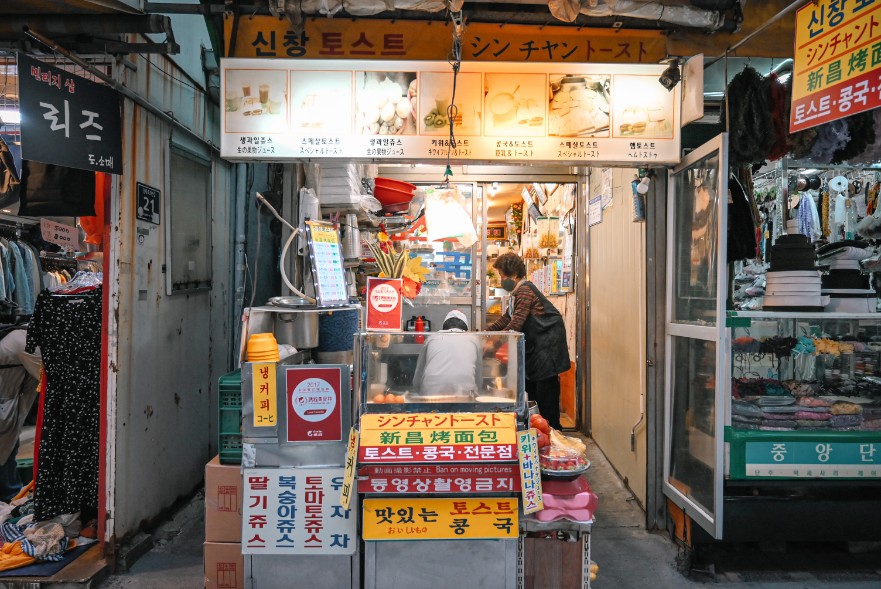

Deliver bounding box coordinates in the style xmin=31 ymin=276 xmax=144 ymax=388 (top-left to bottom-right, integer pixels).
xmin=25 ymin=285 xmax=102 ymax=521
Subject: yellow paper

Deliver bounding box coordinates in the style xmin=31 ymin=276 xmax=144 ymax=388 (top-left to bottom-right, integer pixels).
xmin=518 ymin=429 xmax=544 ymax=514
xmin=362 ymin=498 xmax=518 ymax=541
xmin=251 ymin=363 xmax=277 ymax=427
xmin=341 ymin=427 xmax=359 ymax=510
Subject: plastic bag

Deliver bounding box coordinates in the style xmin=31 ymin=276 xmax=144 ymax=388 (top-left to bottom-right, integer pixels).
xmin=424 ymin=186 xmax=478 ymax=247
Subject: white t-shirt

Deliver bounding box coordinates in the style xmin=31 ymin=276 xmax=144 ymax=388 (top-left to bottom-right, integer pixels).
xmin=412 ymin=330 xmax=482 ymax=395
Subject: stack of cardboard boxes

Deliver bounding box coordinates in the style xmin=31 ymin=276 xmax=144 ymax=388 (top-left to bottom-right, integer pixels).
xmin=204 ymin=455 xmax=244 ymax=589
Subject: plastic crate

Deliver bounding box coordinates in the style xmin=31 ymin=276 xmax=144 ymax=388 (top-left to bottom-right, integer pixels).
xmin=218 ymin=369 xmax=242 ymax=465
xmin=219 ymin=433 xmax=243 ymax=465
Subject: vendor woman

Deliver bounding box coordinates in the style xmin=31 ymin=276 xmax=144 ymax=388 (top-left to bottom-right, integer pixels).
xmin=488 ymin=252 xmax=570 ymax=429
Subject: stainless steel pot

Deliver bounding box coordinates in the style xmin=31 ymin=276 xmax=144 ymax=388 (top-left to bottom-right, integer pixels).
xmin=274 ymin=311 xmax=319 ymax=349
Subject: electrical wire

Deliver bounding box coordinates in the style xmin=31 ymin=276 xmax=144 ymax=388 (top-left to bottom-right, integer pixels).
xmin=443 ymin=10 xmax=464 ymax=186
xmin=255 ymin=192 xmax=316 ymax=303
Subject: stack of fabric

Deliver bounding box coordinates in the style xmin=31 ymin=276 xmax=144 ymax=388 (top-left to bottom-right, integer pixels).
xmin=763 ymin=221 xmax=824 ymax=311
xmin=817 ymin=240 xmax=876 ymax=312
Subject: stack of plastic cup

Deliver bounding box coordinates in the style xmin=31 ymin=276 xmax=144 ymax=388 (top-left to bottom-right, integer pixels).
xmin=247 ymin=333 xmax=280 ymax=362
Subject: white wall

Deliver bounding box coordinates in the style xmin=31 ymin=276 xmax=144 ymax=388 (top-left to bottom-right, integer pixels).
xmin=588 ymin=168 xmax=648 ymax=506
xmin=107 ymin=44 xmax=234 ymax=540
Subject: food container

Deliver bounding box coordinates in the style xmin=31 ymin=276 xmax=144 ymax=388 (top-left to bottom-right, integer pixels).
xmin=274 ymin=309 xmax=319 ymax=349
xmin=540 ymin=447 xmax=591 ymax=479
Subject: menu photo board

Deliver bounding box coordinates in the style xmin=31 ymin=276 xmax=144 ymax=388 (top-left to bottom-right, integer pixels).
xmin=305 ymin=219 xmax=349 ymax=307
xmin=221 ymin=58 xmax=681 ymax=164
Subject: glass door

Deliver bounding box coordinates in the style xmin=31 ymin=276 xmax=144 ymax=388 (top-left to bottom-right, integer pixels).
xmin=663 ymin=134 xmax=728 ymax=539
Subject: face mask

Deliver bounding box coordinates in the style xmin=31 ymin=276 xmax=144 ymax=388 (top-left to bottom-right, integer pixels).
xmin=501 ymin=278 xmax=517 ymax=292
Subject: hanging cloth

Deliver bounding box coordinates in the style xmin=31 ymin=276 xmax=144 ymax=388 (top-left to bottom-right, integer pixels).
xmin=728 ymin=173 xmax=758 ymax=262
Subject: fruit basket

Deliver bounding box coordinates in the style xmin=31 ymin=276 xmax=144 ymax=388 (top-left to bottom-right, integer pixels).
xmin=540 ymin=447 xmax=591 ymax=479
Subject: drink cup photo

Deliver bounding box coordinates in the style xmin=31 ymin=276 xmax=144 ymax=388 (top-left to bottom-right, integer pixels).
xmin=242 ymin=83 xmax=252 ymax=97
xmin=259 ymin=84 xmax=271 ymax=105
xmin=225 ymin=91 xmax=241 ymax=112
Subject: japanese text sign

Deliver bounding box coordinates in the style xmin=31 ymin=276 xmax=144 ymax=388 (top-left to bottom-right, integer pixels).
xmin=224 ymin=16 xmax=666 ymax=64
xmin=362 ymin=498 xmax=518 ymax=541
xmin=745 ymin=440 xmax=880 ymax=479
xmin=251 ymin=363 xmax=277 ymax=428
xmin=220 ymin=58 xmax=681 ymax=165
xmin=18 ymin=54 xmax=122 ymax=174
xmin=358 ymin=412 xmax=518 ymax=464
xmin=243 ymin=467 xmax=357 ymax=555
xmin=366 ymin=277 xmax=403 ymax=332
xmin=517 ymin=429 xmax=544 ymax=514
xmin=358 ymin=463 xmax=521 ymax=495
xmin=791 ymin=0 xmax=881 ymax=132
xmin=340 ymin=427 xmax=359 ymax=510
xmin=285 ymin=366 xmax=343 ymax=443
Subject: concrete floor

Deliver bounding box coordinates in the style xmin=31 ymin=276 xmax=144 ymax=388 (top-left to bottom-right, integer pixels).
xmin=94 ymin=437 xmax=881 ymax=589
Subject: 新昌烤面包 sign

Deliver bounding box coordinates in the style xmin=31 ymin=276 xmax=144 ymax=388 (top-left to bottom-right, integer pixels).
xmin=18 ymin=54 xmax=122 ymax=174
xmin=790 ymin=0 xmax=881 ymax=133
xmin=220 ymin=58 xmax=681 ymax=165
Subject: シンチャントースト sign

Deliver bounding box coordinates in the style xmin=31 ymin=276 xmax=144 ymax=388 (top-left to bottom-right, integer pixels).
xmin=18 ymin=54 xmax=122 ymax=174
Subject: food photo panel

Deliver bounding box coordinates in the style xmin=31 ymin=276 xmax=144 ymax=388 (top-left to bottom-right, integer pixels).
xmin=611 ymin=74 xmax=674 ymax=139
xmin=418 ymin=72 xmax=483 ymax=136
xmin=547 ymin=74 xmax=611 ymax=138
xmin=483 ymin=73 xmax=547 ymax=137
xmin=290 ymin=71 xmax=353 ymax=135
xmin=354 ymin=70 xmax=418 ymax=136
xmin=224 ymin=68 xmax=289 ymax=133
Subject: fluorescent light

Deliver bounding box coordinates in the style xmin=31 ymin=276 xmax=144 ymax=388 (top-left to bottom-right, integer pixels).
xmin=0 ymin=110 xmax=20 ymax=125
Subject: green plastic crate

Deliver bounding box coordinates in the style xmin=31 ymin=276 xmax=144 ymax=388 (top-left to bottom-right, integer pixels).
xmin=218 ymin=369 xmax=242 ymax=465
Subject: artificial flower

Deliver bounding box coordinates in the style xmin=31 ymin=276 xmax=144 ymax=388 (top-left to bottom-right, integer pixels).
xmin=403 ymin=255 xmax=430 ymax=283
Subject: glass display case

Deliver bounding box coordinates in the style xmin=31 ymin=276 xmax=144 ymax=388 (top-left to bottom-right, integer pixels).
xmin=354 ymin=331 xmax=526 ymax=416
xmin=727 ymin=312 xmax=881 ymax=480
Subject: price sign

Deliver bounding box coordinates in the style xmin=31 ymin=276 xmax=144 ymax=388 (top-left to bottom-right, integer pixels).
xmin=40 ymin=218 xmax=80 ymax=249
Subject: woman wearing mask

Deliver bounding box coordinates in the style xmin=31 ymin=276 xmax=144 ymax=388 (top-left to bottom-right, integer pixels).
xmin=487 ymin=252 xmax=570 ymax=429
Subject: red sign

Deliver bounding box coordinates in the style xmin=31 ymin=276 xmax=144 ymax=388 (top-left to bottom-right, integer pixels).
xmin=366 ymin=277 xmax=403 ymax=332
xmin=358 ymin=443 xmax=516 ymax=463
xmin=790 ymin=69 xmax=881 ymax=132
xmin=285 ymin=366 xmax=343 ymax=442
xmin=357 ymin=464 xmax=520 ymax=494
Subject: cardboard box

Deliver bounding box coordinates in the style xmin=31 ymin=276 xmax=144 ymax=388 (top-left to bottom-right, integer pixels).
xmin=205 ymin=455 xmax=242 ymax=543
xmin=204 ymin=542 xmax=243 ymax=589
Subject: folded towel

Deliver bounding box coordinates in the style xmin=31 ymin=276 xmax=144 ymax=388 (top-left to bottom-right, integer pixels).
xmin=796 ymin=396 xmax=832 ymax=408
xmin=831 ymin=401 xmax=862 ymax=415
xmin=732 ymin=414 xmax=762 ymax=424
xmin=733 ymin=400 xmax=763 ymax=418
xmin=761 ymin=419 xmax=796 ymax=429
xmin=795 ymin=410 xmax=832 ymax=420
xmin=762 ymin=411 xmax=799 ymax=420
xmin=830 ymin=414 xmax=863 ymax=427
xmin=796 ymin=420 xmax=830 ymax=429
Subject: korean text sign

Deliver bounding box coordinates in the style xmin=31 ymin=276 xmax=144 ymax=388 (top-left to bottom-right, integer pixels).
xmin=285 ymin=365 xmax=343 ymax=442
xmin=791 ymin=0 xmax=881 ymax=132
xmin=243 ymin=467 xmax=357 ymax=555
xmin=358 ymin=412 xmax=518 ymax=463
xmin=366 ymin=277 xmax=403 ymax=332
xmin=362 ymin=498 xmax=518 ymax=541
xmin=745 ymin=440 xmax=880 ymax=479
xmin=517 ymin=429 xmax=544 ymax=514
xmin=251 ymin=363 xmax=277 ymax=428
xmin=18 ymin=54 xmax=122 ymax=174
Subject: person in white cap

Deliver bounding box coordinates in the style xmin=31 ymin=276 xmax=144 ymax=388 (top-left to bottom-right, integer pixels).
xmin=411 ymin=309 xmax=481 ymax=396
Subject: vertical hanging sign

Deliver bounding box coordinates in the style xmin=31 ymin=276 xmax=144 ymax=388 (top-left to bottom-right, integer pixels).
xmin=517 ymin=429 xmax=544 ymax=514
xmin=17 ymin=54 xmax=122 ymax=174
xmin=251 ymin=363 xmax=277 ymax=427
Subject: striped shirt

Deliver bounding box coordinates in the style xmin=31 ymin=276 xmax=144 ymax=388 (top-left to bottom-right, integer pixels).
xmin=488 ymin=281 xmax=545 ymax=332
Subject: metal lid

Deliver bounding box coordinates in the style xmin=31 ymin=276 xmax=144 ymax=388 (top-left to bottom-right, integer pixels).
xmin=268 ymin=296 xmax=317 ymax=308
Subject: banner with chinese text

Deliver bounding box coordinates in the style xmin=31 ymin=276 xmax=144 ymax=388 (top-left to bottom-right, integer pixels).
xmin=791 ymin=0 xmax=881 ymax=132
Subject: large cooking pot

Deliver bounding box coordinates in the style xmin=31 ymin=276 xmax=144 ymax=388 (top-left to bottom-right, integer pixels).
xmin=274 ymin=310 xmax=319 ymax=349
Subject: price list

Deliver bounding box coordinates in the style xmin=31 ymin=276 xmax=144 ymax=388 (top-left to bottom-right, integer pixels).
xmin=306 ymin=220 xmax=348 ymax=306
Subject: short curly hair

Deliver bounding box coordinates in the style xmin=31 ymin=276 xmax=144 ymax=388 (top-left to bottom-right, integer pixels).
xmin=493 ymin=252 xmax=526 ymax=279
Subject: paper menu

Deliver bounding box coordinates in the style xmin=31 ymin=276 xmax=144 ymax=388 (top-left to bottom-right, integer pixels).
xmin=305 ymin=220 xmax=349 ymax=307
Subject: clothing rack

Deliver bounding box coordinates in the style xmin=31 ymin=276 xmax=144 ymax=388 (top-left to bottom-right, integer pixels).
xmin=39 ymin=253 xmax=78 ymax=272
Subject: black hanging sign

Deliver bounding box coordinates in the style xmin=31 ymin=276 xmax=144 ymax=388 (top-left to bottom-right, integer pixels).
xmin=18 ymin=54 xmax=122 ymax=174
xmin=136 ymin=182 xmax=161 ymax=225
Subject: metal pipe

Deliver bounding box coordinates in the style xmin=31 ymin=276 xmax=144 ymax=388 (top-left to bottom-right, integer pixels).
xmin=705 ymin=0 xmax=809 ymax=67
xmin=22 ymin=26 xmax=217 ymax=154
xmin=0 ymin=14 xmax=175 ymax=37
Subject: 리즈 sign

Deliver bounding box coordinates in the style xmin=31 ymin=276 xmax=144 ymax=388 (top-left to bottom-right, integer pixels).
xmin=18 ymin=54 xmax=122 ymax=174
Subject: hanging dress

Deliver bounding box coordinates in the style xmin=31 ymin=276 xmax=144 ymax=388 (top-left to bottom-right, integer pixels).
xmin=25 ymin=286 xmax=102 ymax=521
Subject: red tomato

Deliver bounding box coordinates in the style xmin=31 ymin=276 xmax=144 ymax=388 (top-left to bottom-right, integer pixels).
xmin=530 ymin=415 xmax=551 ymax=435
xmin=536 ymin=431 xmax=550 ymax=449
